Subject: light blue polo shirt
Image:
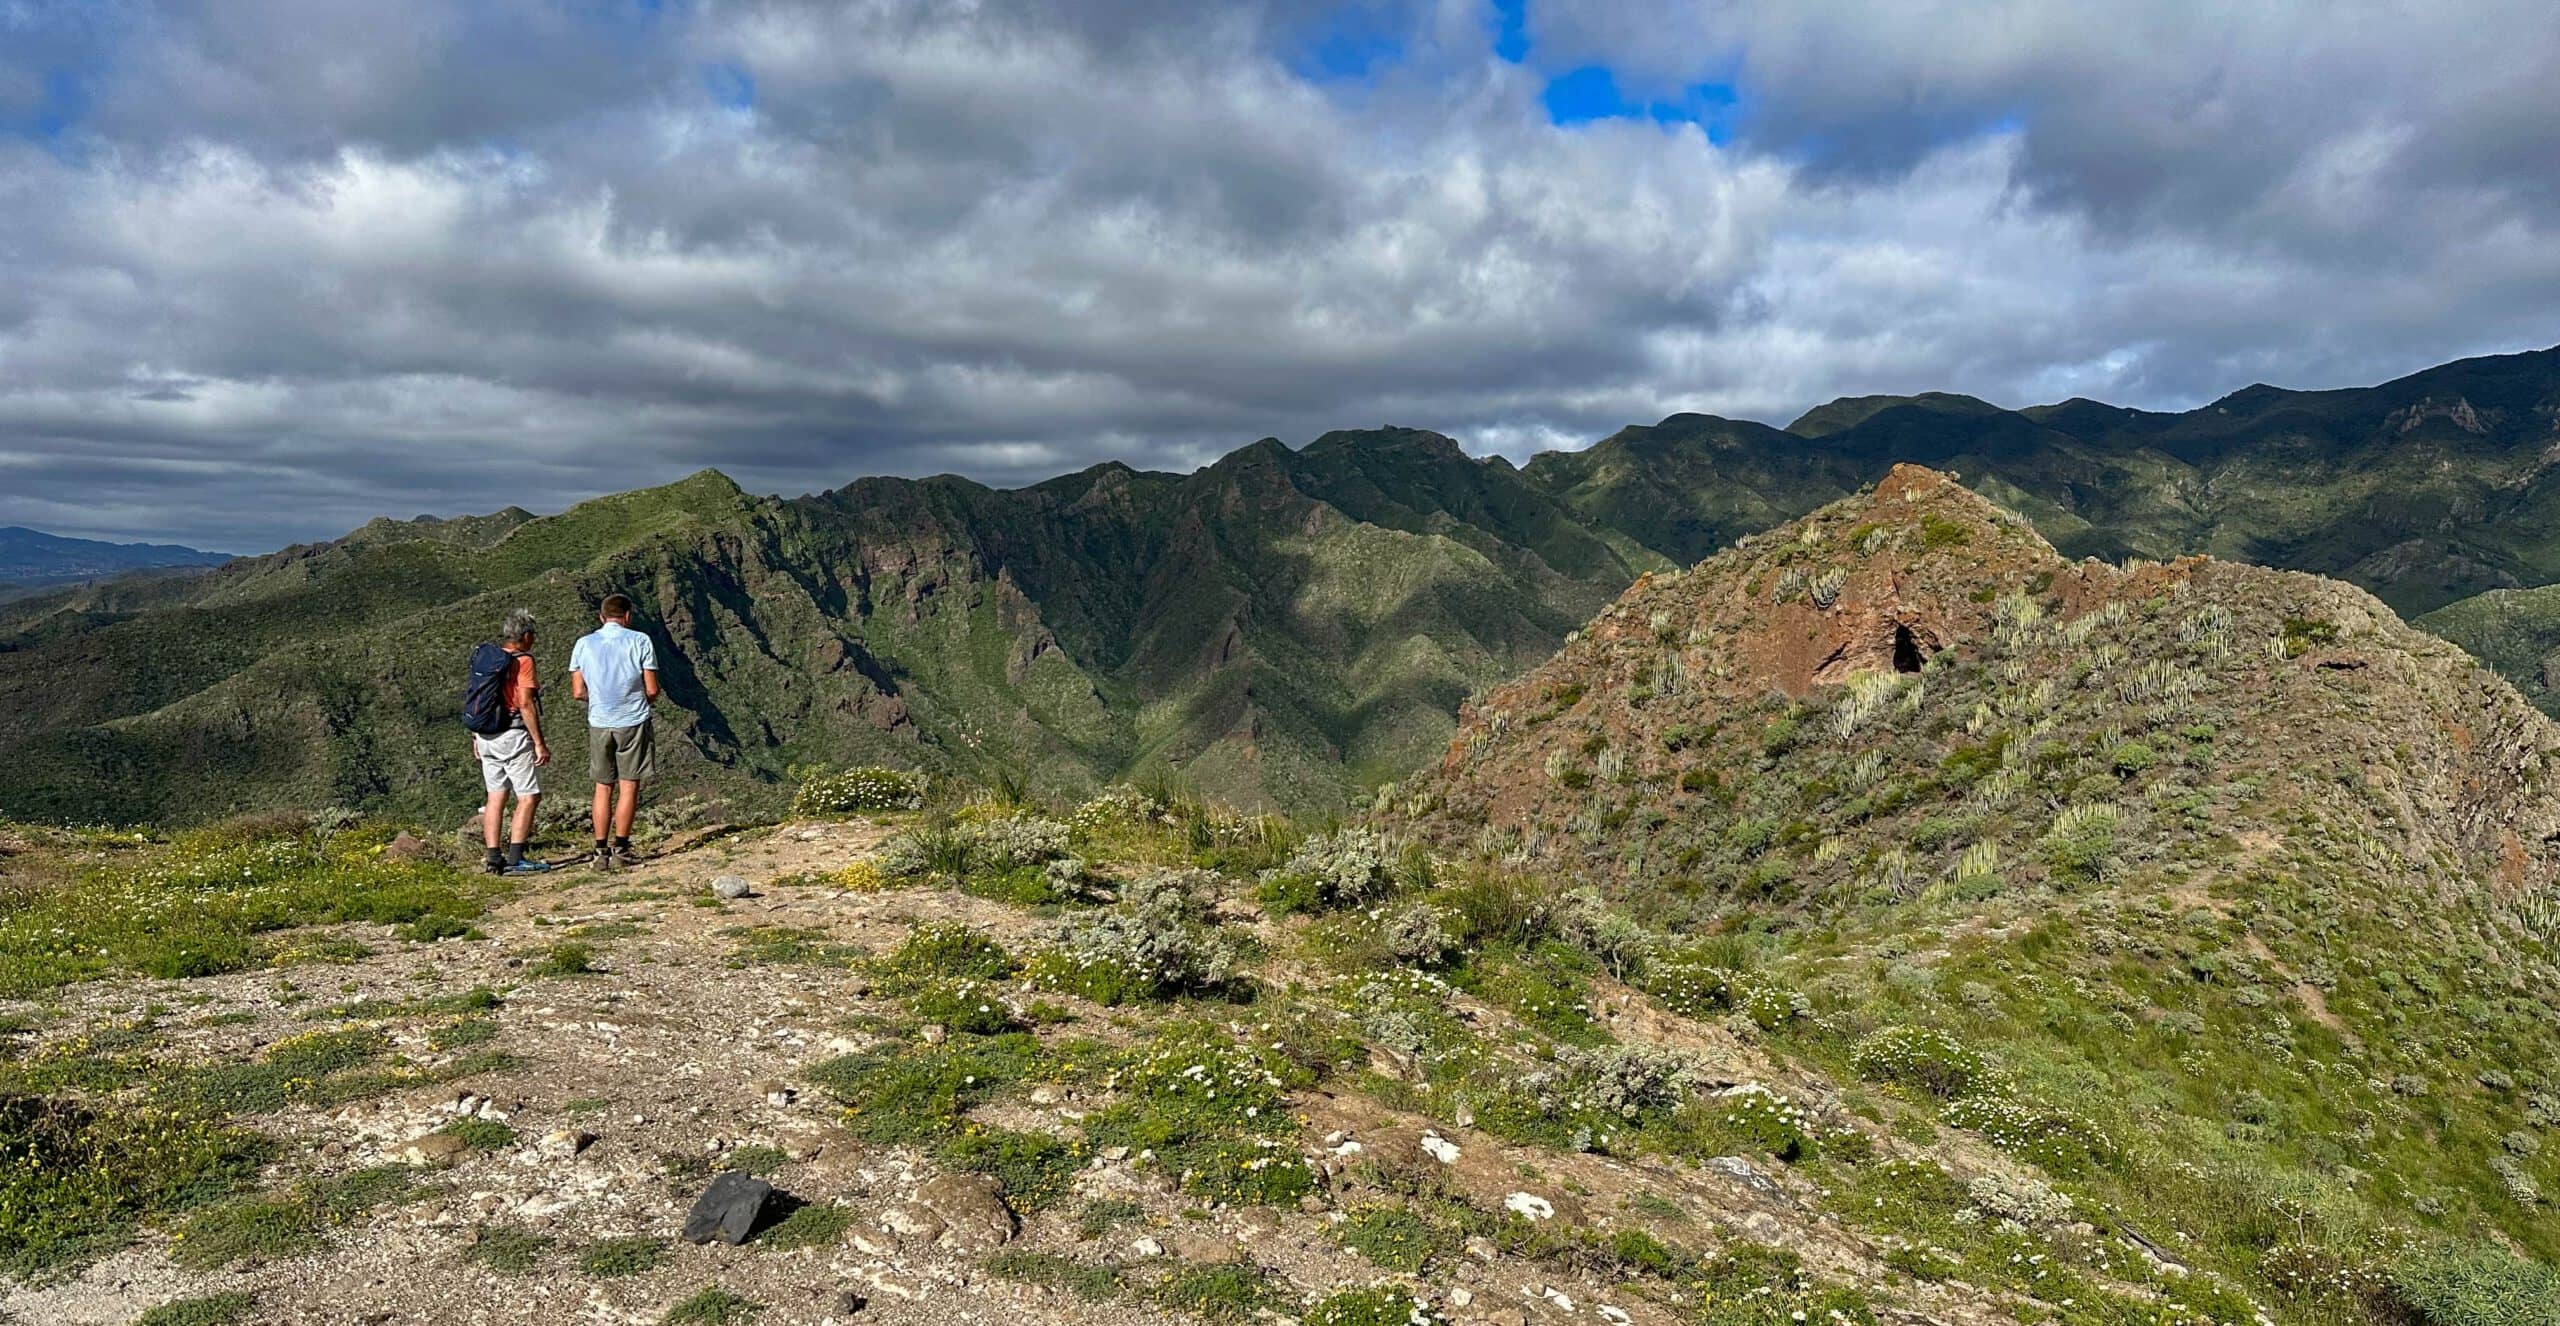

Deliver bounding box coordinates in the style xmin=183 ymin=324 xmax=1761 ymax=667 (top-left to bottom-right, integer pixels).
xmin=568 ymin=621 xmax=658 ymax=729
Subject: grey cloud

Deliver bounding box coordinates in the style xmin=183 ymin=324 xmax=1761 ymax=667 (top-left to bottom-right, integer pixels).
xmin=0 ymin=0 xmax=2554 ymax=551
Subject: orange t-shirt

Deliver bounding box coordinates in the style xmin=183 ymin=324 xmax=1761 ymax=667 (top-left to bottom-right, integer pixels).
xmin=503 ymin=651 xmax=538 ymax=717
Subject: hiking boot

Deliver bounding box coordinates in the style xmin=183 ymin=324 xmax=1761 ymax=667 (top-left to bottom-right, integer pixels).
xmin=610 ymin=842 xmax=642 ymax=869
xmin=589 ymin=846 xmax=617 ymax=872
xmin=481 ymin=855 xmax=507 ymax=876
xmin=503 ymin=858 xmax=553 ymax=875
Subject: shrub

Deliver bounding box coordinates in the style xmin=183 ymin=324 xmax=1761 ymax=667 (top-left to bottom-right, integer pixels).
xmin=1033 ymin=869 xmax=1244 ymax=1004
xmin=1256 ymin=828 xmax=1399 ymax=914
xmin=2042 ymin=803 xmax=2119 ymax=884
xmin=791 ymin=766 xmax=926 ymax=815
xmin=1850 ymin=1027 xmax=1990 ymax=1099
xmin=578 ymin=1236 xmax=668 ymax=1278
xmin=1555 ymin=890 xmax=1656 ymax=978
xmin=1337 ymin=1204 xmax=1454 ymax=1274
xmin=1382 ymin=903 xmax=1457 ymax=967
xmin=1550 ymin=1044 xmax=1709 ymax=1120
xmin=135 ymin=1295 xmax=257 ymax=1326
xmin=874 ymin=922 xmax=1014 ymax=993
xmin=660 ymin=1285 xmax=762 ymax=1324
xmin=463 ymin=1225 xmax=553 ymax=1275
xmin=1706 ymin=1083 xmax=1818 ymax=1163
xmin=1942 ymin=1094 xmax=2113 ymax=1174
xmin=1154 ymin=1264 xmax=1278 ymax=1324
xmin=908 ymin=979 xmax=1020 ymax=1035
xmin=2389 ymin=1240 xmax=2560 ymax=1326
xmin=1305 ymin=1287 xmax=1447 ymax=1326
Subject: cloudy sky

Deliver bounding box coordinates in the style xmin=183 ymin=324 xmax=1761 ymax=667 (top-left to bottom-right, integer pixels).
xmin=3 ymin=1 xmax=2556 ymax=552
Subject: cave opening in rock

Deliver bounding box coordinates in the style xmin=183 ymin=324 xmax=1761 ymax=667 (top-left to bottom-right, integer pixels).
xmin=1892 ymin=623 xmax=1925 ymax=673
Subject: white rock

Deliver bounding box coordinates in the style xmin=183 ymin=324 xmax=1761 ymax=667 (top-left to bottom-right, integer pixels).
xmin=1540 ymin=1286 xmax=1575 ymax=1311
xmin=1130 ymin=1237 xmax=1165 ymax=1257
xmin=1503 ymin=1192 xmax=1556 ymax=1221
xmin=1420 ymin=1133 xmax=1461 ymax=1164
xmin=1599 ymin=1307 xmax=1632 ymax=1324
xmin=712 ymin=875 xmax=753 ymax=899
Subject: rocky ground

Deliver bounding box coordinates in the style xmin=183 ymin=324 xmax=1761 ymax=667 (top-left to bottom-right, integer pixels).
xmin=3 ymin=818 xmax=2014 ymax=1326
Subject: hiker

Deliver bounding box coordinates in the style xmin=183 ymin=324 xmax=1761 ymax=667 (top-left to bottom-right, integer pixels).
xmin=568 ymin=593 xmax=661 ymax=870
xmin=462 ymin=608 xmax=552 ymax=875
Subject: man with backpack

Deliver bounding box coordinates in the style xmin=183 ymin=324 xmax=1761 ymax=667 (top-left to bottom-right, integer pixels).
xmin=569 ymin=593 xmax=660 ymax=870
xmin=462 ymin=608 xmax=552 ymax=874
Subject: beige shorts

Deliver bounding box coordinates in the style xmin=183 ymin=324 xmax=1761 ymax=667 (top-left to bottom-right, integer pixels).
xmin=474 ymin=727 xmax=541 ymax=796
xmin=588 ymin=720 xmax=656 ymax=784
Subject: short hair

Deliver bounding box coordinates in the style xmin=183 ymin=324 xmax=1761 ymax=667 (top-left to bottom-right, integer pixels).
xmin=499 ymin=608 xmax=537 ymax=643
xmin=599 ymin=593 xmax=634 ymax=619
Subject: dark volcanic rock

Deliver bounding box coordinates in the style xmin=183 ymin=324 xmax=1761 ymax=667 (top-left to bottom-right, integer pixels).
xmin=682 ymin=1170 xmax=775 ymax=1245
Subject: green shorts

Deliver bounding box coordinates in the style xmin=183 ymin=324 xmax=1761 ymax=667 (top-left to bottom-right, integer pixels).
xmin=588 ymin=720 xmax=656 ymax=784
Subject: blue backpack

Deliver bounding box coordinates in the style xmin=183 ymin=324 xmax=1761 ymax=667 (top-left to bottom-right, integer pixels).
xmin=461 ymin=643 xmax=516 ymax=735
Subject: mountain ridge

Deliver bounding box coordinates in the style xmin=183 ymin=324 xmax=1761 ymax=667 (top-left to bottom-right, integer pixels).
xmin=7 ymin=345 xmax=2560 ymax=823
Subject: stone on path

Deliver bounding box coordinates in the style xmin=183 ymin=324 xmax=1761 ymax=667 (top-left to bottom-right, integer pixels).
xmin=683 ymin=1170 xmax=776 ymax=1245
xmin=399 ymin=1133 xmax=472 ymax=1168
xmin=711 ymin=875 xmax=753 ymax=900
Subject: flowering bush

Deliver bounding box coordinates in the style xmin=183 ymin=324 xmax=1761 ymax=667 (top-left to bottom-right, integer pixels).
xmin=908 ymin=978 xmax=1020 ymax=1035
xmin=791 ymin=765 xmax=927 ymax=815
xmin=1851 ymin=1026 xmax=1991 ymax=1099
xmin=1304 ymin=1287 xmax=1446 ymax=1326
xmin=1713 ymin=1083 xmax=1819 ymax=1163
xmin=1943 ymin=1093 xmax=2114 ymax=1174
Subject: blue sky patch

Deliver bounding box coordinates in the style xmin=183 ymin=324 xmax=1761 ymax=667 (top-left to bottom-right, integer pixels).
xmin=1542 ymin=66 xmax=1738 ymax=138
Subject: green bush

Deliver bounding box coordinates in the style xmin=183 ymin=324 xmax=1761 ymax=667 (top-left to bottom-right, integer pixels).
xmin=578 ymin=1236 xmax=668 ymax=1278
xmin=1337 ymin=1204 xmax=1455 ymax=1273
xmin=0 ymin=1096 xmax=269 ymax=1278
xmin=1850 ymin=1026 xmax=1990 ymax=1099
xmin=1305 ymin=1287 xmax=1446 ymax=1326
xmin=2390 ymin=1241 xmax=2560 ymax=1326
xmin=660 ymin=1285 xmax=762 ymax=1324
xmin=135 ymin=1294 xmax=256 ymax=1326
xmin=873 ymin=922 xmax=1014 ymax=993
xmin=1155 ymin=1264 xmax=1278 ymax=1324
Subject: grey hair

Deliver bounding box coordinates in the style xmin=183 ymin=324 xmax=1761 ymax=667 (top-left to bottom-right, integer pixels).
xmin=499 ymin=608 xmax=537 ymax=644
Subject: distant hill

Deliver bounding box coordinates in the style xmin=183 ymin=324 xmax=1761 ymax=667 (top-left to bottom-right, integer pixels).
xmin=6 ymin=345 xmax=2560 ymax=824
xmin=1528 ymin=344 xmax=2560 ymax=618
xmin=0 ymin=525 xmax=233 ymax=586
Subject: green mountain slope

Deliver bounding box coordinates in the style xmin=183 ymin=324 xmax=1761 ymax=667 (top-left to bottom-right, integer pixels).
xmin=7 ymin=345 xmax=2560 ymax=825
xmin=1534 ymin=344 xmax=2560 ymax=616
xmin=0 ymin=435 xmax=1637 ymax=823
xmin=2416 ymin=583 xmax=2560 ymax=716
xmin=1402 ymin=465 xmax=2560 ymax=1304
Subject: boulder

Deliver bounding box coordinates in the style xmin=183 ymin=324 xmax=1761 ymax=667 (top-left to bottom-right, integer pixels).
xmin=682 ymin=1170 xmax=776 ymax=1245
xmin=908 ymin=1173 xmax=1016 ymax=1252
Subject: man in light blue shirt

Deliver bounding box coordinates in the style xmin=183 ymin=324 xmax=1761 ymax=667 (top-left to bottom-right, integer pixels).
xmin=569 ymin=593 xmax=661 ymax=870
